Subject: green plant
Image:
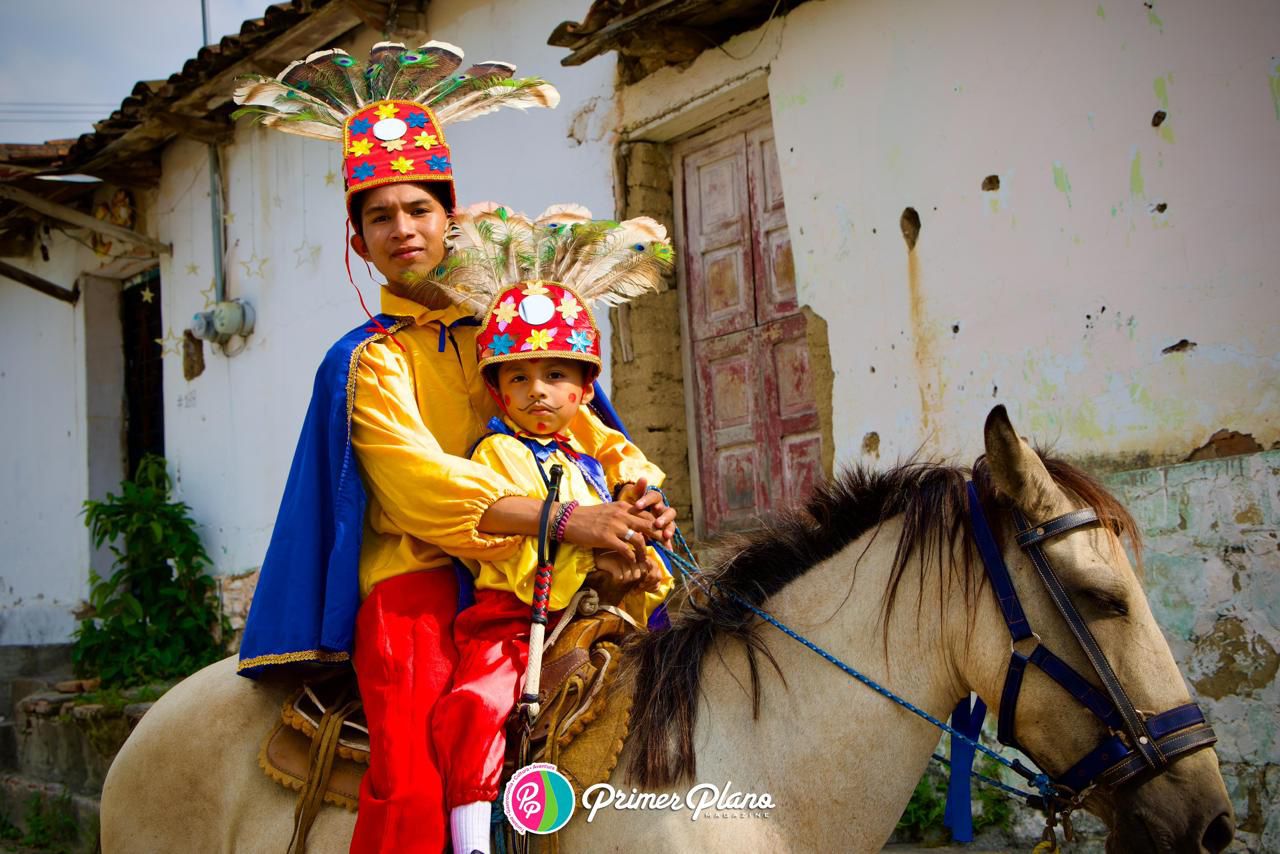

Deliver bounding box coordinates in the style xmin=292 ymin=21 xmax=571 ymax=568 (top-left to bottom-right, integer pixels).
xmin=972 ymin=754 xmax=1014 ymax=833
xmin=895 ymin=771 xmax=947 ymax=840
xmin=0 ymin=811 xmax=21 ymax=842
xmin=19 ymin=791 xmax=79 ymax=852
xmin=74 ymin=454 xmax=229 ymax=688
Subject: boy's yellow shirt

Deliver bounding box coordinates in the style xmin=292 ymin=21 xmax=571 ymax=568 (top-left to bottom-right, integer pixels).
xmin=350 ymin=288 xmax=664 ymax=598
xmin=468 ymin=431 xmax=672 ymax=625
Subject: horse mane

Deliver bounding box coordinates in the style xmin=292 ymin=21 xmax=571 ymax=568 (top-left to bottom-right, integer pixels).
xmin=626 ymin=451 xmax=1141 ymax=788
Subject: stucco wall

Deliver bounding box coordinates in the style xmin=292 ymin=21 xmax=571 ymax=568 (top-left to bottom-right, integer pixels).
xmin=618 ymin=0 xmax=1280 ymax=471
xmin=1105 ymin=452 xmax=1280 ymax=852
xmin=0 ymin=235 xmax=97 ymax=644
xmin=768 ymin=0 xmax=1280 ymax=469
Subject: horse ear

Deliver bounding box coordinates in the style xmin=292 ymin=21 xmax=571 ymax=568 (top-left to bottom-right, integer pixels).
xmin=983 ymin=404 xmax=1071 ymax=520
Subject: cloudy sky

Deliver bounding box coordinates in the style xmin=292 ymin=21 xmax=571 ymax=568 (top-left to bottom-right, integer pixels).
xmin=1 ymin=0 xmax=268 ymax=145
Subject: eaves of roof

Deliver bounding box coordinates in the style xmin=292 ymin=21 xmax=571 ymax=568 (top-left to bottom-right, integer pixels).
xmin=548 ymin=0 xmax=794 ymax=82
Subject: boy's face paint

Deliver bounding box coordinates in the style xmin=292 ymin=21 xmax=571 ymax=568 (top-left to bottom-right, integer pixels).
xmin=349 ymin=183 xmax=449 ymax=288
xmin=495 ymin=358 xmax=595 ymax=437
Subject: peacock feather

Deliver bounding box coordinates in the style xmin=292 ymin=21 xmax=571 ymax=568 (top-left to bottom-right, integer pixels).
xmin=232 ymin=42 xmax=558 ymax=141
xmin=428 ymin=204 xmax=673 ymax=317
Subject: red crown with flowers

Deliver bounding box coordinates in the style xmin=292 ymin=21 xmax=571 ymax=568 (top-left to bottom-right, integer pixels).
xmin=476 ymin=281 xmax=601 ymax=376
xmin=343 ymin=101 xmax=455 ymax=210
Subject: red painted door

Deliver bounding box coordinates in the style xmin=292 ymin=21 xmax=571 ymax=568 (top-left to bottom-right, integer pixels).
xmin=682 ymin=108 xmax=820 ymax=535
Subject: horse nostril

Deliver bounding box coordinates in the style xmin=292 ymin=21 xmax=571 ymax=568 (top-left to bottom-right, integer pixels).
xmin=1201 ymin=811 xmax=1234 ymax=853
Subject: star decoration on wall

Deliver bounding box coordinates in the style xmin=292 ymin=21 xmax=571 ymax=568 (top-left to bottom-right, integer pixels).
xmin=140 ymin=286 xmax=155 ymax=304
xmin=238 ymin=253 xmax=269 ymax=279
xmin=185 ymin=263 xmax=200 ymax=276
xmin=324 ymin=170 xmax=337 ymax=186
xmin=199 ymin=279 xmax=217 ymax=309
xmin=293 ymin=239 xmax=322 ymax=269
xmin=223 ymin=212 xmax=236 ymax=225
xmin=154 ymin=327 xmax=183 ymax=357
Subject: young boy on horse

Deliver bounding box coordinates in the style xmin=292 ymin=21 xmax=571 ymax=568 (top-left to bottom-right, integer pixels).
xmin=424 ymin=206 xmax=676 ymax=854
xmin=231 ymin=43 xmax=676 ymax=854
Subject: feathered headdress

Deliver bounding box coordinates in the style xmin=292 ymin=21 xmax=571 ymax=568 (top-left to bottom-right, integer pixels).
xmin=427 ymin=203 xmax=674 ymax=376
xmin=231 ymin=41 xmax=559 ymax=212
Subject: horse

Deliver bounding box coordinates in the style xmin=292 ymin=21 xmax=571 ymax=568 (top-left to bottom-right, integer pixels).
xmin=99 ymin=406 xmax=1234 ymax=852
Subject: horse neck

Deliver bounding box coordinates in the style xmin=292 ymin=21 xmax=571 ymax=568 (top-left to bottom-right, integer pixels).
xmin=687 ymin=516 xmax=978 ymax=848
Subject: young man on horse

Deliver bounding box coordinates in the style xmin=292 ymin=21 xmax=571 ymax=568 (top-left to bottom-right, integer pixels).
xmin=423 ymin=205 xmax=676 ymax=854
xmin=230 ymin=43 xmax=676 ymax=854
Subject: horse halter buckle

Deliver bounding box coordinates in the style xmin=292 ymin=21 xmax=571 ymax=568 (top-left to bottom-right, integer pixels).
xmin=965 ymin=482 xmax=1218 ymax=811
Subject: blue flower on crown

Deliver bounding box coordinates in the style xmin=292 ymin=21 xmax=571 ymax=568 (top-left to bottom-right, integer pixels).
xmin=567 ymin=329 xmax=593 ymax=353
xmin=349 ymin=117 xmax=372 ymax=135
xmin=406 ymin=111 xmax=428 ymax=129
xmin=489 ymin=333 xmax=515 ymax=356
xmin=352 ymin=162 xmax=376 ymax=181
xmin=426 ymin=155 xmax=450 ymax=172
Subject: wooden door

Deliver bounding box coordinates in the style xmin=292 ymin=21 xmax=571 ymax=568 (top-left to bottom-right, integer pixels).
xmin=680 ymin=106 xmax=820 ymax=535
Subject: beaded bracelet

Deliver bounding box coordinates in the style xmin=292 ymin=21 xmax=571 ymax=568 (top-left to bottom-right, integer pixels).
xmin=551 ymin=500 xmax=580 ymax=542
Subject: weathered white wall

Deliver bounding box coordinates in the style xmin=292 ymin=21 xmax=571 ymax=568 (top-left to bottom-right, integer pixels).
xmin=158 ymin=7 xmax=620 ymax=577
xmin=0 ymin=234 xmax=96 ymax=644
xmin=620 ymin=0 xmax=1280 ymax=469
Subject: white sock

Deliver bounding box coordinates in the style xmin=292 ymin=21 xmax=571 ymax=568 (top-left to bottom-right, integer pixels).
xmin=450 ymin=801 xmax=491 ymax=854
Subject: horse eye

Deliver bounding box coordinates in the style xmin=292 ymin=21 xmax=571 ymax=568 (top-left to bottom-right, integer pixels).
xmin=1084 ymin=589 xmax=1129 ymax=617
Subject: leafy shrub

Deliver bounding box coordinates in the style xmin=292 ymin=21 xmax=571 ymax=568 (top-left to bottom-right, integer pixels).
xmin=74 ymin=454 xmax=229 ymax=687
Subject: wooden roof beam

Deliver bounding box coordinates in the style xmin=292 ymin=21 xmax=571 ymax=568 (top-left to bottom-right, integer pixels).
xmin=0 ymin=257 xmax=78 ymax=305
xmin=0 ymin=184 xmax=171 ymax=256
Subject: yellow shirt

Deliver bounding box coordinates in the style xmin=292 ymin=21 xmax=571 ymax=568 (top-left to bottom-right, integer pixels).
xmin=469 ymin=432 xmax=672 ymax=624
xmin=350 ymin=288 xmax=664 ymax=598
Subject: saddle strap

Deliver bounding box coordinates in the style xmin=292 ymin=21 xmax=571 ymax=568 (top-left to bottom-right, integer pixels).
xmin=288 ymin=696 xmax=361 ymax=854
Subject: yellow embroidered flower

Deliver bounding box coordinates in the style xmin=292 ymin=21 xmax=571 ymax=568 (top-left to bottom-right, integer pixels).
xmin=525 ymin=328 xmax=554 ymax=350
xmin=413 ymin=132 xmax=440 ymax=149
xmin=389 ymin=156 xmax=415 ymax=174
xmin=556 ymin=294 xmax=582 ymax=323
xmin=382 ymin=138 xmax=406 ymax=152
xmin=493 ymin=298 xmax=518 ymax=325
xmin=375 ymin=103 xmax=399 ymax=120
xmin=522 ymin=282 xmax=549 ymax=296
xmin=348 ymin=139 xmax=374 ymax=157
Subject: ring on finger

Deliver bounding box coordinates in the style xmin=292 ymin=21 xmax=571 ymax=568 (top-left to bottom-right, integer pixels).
xmin=622 ymin=528 xmax=636 ymax=541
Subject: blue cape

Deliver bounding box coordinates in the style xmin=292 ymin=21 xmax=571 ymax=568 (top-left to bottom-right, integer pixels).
xmin=237 ymin=314 xmax=651 ymax=677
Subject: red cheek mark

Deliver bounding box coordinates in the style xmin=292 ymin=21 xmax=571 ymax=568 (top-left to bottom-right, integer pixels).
xmin=503 ymin=395 xmax=511 ymax=405
xmin=568 ymin=393 xmax=577 ymax=403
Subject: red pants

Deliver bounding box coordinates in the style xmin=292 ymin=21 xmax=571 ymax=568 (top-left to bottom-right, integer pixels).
xmin=350 ymin=569 xmax=459 ymax=854
xmin=433 ymin=590 xmax=554 ymax=809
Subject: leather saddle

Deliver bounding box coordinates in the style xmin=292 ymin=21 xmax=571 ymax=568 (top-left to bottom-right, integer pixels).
xmin=260 ymin=586 xmax=641 ymax=849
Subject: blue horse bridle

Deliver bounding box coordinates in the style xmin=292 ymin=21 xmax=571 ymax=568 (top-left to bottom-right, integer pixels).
xmin=965 ymin=481 xmax=1218 ymax=806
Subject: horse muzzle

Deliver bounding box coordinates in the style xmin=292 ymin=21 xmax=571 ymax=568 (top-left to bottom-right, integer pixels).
xmin=1104 ymin=750 xmax=1235 ymax=854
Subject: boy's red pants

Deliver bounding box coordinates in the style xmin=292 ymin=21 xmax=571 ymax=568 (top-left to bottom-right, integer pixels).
xmin=433 ymin=590 xmax=554 ymax=809
xmin=350 ymin=569 xmax=459 ymax=854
